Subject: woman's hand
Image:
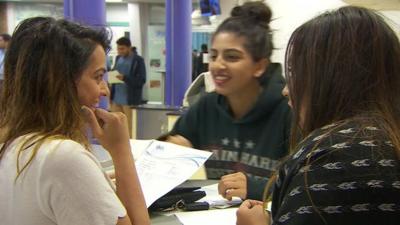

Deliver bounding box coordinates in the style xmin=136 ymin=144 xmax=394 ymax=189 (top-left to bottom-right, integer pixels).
xmin=218 ymin=172 xmax=247 ymax=200
xmin=82 ymin=106 xmax=150 ymax=225
xmin=236 ymin=200 xmax=270 ymax=225
xmin=82 ymin=106 xmax=130 ymax=157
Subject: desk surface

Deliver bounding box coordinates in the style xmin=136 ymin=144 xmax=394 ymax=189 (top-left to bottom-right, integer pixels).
xmin=150 ymin=180 xmax=240 ymax=225
xmin=151 ymin=213 xmax=182 ymax=225
xmin=150 ymin=180 xmax=218 ymax=225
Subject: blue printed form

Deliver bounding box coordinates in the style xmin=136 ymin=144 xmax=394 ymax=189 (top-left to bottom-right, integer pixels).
xmin=134 ymin=140 xmax=212 ymax=207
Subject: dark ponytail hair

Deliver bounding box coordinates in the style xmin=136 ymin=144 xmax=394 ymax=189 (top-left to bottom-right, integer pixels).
xmin=212 ymin=1 xmax=273 ymax=62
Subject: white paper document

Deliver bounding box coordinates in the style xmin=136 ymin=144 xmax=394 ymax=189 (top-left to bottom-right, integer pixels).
xmin=173 ymin=183 xmax=240 ymax=225
xmin=173 ymin=183 xmax=272 ymax=225
xmin=134 ymin=140 xmax=212 ymax=207
xmin=107 ymin=70 xmax=123 ymax=84
xmin=92 ymin=140 xmax=212 ymax=208
xmin=175 ymin=207 xmax=238 ymax=225
xmin=200 ymin=183 xmax=242 ymax=209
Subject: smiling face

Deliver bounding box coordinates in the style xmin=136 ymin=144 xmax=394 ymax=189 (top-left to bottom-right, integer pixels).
xmin=209 ymin=32 xmax=267 ymax=98
xmin=76 ymin=45 xmax=109 ymax=110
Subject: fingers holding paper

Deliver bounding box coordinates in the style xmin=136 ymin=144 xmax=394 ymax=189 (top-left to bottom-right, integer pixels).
xmin=107 ymin=70 xmax=124 ymax=84
xmin=218 ymin=172 xmax=247 ymax=200
xmin=116 ymin=74 xmax=124 ymax=81
xmin=236 ymin=200 xmax=269 ymax=225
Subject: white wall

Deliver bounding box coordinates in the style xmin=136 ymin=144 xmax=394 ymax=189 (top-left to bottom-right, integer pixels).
xmin=128 ymin=3 xmax=143 ymax=55
xmin=191 ymin=0 xmax=347 ymax=65
xmin=149 ymin=4 xmax=165 ymax=24
xmin=267 ymin=0 xmax=347 ymax=66
xmin=381 ymin=10 xmax=400 ymax=37
xmin=106 ymin=3 xmax=130 ymax=57
xmin=106 ymin=3 xmax=128 ymax=22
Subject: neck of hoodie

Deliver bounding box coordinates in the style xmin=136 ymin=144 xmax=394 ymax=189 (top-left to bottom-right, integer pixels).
xmin=227 ymin=84 xmax=263 ymax=120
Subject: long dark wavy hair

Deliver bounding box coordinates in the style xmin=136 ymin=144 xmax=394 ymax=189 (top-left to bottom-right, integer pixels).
xmin=0 ymin=17 xmax=111 ymax=177
xmin=263 ymin=5 xmax=400 ymax=215
xmin=285 ymin=6 xmax=400 ymax=152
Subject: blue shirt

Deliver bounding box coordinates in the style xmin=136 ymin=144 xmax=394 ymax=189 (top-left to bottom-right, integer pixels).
xmin=113 ymin=54 xmax=133 ymax=105
xmin=0 ymin=49 xmax=5 ymax=80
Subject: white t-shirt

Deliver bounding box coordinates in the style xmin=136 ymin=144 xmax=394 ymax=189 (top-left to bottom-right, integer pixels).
xmin=0 ymin=135 xmax=126 ymax=225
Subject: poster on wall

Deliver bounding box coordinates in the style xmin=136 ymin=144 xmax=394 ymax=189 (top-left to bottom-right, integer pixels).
xmin=9 ymin=3 xmax=63 ymax=32
xmin=147 ymin=25 xmax=165 ymax=103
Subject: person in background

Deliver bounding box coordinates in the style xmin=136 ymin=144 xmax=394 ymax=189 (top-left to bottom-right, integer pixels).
xmin=195 ymin=43 xmax=209 ymax=78
xmin=110 ymin=37 xmax=146 ymax=138
xmin=0 ymin=33 xmax=11 ymax=91
xmin=237 ymin=6 xmax=400 ymax=225
xmin=0 ymin=17 xmax=149 ymax=225
xmin=192 ymin=49 xmax=199 ymax=81
xmin=167 ymin=1 xmax=291 ymax=201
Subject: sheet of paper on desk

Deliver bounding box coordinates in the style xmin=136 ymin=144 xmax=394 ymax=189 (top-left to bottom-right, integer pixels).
xmin=91 ymin=140 xmax=149 ymax=166
xmin=200 ymin=183 xmax=242 ymax=209
xmin=134 ymin=140 xmax=212 ymax=207
xmin=130 ymin=139 xmax=152 ymax=160
xmin=198 ymin=183 xmax=272 ymax=210
xmin=108 ymin=70 xmax=123 ymax=84
xmin=175 ymin=207 xmax=237 ymax=225
xmin=174 ymin=183 xmax=272 ymax=225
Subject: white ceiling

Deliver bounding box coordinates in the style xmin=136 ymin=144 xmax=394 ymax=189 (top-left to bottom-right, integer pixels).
xmin=0 ymin=0 xmax=166 ymax=3
xmin=344 ymin=0 xmax=400 ymax=10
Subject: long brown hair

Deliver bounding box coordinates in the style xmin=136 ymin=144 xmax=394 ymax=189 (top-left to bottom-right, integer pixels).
xmin=263 ymin=6 xmax=400 ymax=218
xmin=0 ymin=17 xmax=111 ymax=177
xmin=285 ymin=6 xmax=400 ymax=152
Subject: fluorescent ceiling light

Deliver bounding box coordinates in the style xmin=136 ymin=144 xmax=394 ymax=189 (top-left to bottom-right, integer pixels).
xmin=106 ymin=0 xmax=123 ymax=2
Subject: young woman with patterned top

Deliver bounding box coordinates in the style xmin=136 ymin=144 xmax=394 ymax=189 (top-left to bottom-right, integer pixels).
xmin=0 ymin=17 xmax=149 ymax=225
xmin=236 ymin=6 xmax=400 ymax=225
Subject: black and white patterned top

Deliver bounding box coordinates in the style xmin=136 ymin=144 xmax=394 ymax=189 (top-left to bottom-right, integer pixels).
xmin=271 ymin=122 xmax=400 ymax=225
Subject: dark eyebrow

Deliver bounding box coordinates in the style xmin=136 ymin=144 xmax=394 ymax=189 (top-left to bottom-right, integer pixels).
xmin=224 ymin=49 xmax=242 ymax=54
xmin=94 ymin=68 xmax=106 ymax=74
xmin=210 ymin=48 xmax=242 ymax=53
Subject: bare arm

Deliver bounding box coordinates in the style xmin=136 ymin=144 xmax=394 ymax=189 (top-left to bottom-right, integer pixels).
xmin=82 ymin=107 xmax=150 ymax=225
xmin=112 ymin=145 xmax=149 ymax=225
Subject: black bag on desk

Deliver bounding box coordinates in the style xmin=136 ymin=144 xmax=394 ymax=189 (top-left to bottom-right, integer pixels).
xmin=149 ymin=186 xmax=206 ymax=211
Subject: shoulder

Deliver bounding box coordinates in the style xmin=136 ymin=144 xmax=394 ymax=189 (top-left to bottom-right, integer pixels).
xmin=133 ymin=54 xmax=144 ymax=62
xmin=33 ymin=139 xmax=126 ymax=224
xmin=187 ymin=92 xmax=219 ymax=110
xmin=289 ymin=121 xmax=397 ymax=171
xmin=273 ymin=121 xmax=400 ymax=224
xmin=39 ymin=139 xmax=88 ymax=158
xmin=36 ymin=139 xmax=110 ymax=194
xmin=37 ymin=139 xmax=101 ymax=176
xmin=176 ymin=92 xmax=220 ymax=125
